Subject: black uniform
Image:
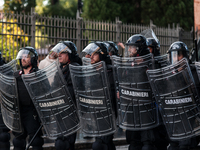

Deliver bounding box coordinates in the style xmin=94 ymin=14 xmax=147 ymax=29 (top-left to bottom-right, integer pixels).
xmin=13 ymin=68 xmax=44 ymax=150
xmin=166 ymin=41 xmax=200 ymax=150
xmin=81 ymin=41 xmax=117 ymax=150
xmin=55 ymin=61 xmax=81 ymax=150
xmin=124 ymin=34 xmax=158 ymax=150
xmin=92 ymin=62 xmax=117 ymax=150
xmin=168 ymin=64 xmax=200 ymax=150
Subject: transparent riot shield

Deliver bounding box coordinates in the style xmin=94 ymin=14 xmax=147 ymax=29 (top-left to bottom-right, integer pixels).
xmin=0 ymin=59 xmax=18 ymax=130
xmin=154 ymin=54 xmax=170 ymax=68
xmin=111 ymin=53 xmax=159 ymax=130
xmin=21 ymin=62 xmax=80 ymax=140
xmin=0 ymin=73 xmax=23 ymax=132
xmin=0 ymin=59 xmax=17 ymax=75
xmin=147 ymin=58 xmax=200 ymax=141
xmin=82 ymin=57 xmax=91 ymax=65
xmin=140 ymin=28 xmax=159 ymax=44
xmin=195 ymin=61 xmax=200 ymax=81
xmin=69 ymin=61 xmax=116 ymax=137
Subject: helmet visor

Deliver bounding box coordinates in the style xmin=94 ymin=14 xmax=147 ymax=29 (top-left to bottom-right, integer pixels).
xmin=169 ymin=51 xmax=178 ymax=64
xmin=16 ymin=49 xmax=36 ymax=59
xmin=81 ymin=43 xmax=100 ymax=56
xmin=80 ymin=52 xmax=91 ymax=58
xmin=50 ymin=43 xmax=72 ymax=55
xmin=124 ymin=45 xmax=138 ymax=57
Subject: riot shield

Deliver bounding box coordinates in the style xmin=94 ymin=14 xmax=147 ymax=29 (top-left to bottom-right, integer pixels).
xmin=82 ymin=57 xmax=91 ymax=65
xmin=21 ymin=62 xmax=80 ymax=140
xmin=195 ymin=61 xmax=200 ymax=80
xmin=0 ymin=59 xmax=17 ymax=75
xmin=140 ymin=28 xmax=159 ymax=44
xmin=0 ymin=59 xmax=18 ymax=130
xmin=69 ymin=61 xmax=116 ymax=137
xmin=0 ymin=73 xmax=23 ymax=132
xmin=111 ymin=53 xmax=159 ymax=130
xmin=147 ymin=58 xmax=200 ymax=141
xmin=154 ymin=54 xmax=170 ymax=68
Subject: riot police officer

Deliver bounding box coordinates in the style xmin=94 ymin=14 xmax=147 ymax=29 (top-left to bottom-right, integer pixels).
xmin=0 ymin=52 xmax=10 ymax=150
xmin=124 ymin=34 xmax=156 ymax=150
xmin=147 ymin=37 xmax=169 ymax=150
xmin=104 ymin=41 xmax=119 ymax=56
xmin=50 ymin=41 xmax=82 ymax=150
xmin=82 ymin=41 xmax=117 ymax=150
xmin=146 ymin=38 xmax=160 ymax=57
xmin=13 ymin=47 xmax=44 ymax=150
xmin=167 ymin=41 xmax=200 ymax=150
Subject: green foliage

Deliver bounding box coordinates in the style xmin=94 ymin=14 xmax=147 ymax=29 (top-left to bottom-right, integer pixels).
xmin=35 ymin=0 xmax=45 ymax=14
xmin=0 ymin=19 xmax=29 ymax=61
xmin=141 ymin=0 xmax=193 ymax=30
xmin=42 ymin=0 xmax=78 ymax=18
xmin=82 ymin=0 xmax=194 ymax=30
xmin=4 ymin=0 xmax=36 ymax=13
xmin=82 ymin=0 xmax=141 ymax=23
xmin=3 ymin=0 xmax=194 ymax=30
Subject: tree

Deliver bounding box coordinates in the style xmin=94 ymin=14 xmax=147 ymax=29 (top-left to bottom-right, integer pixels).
xmin=4 ymin=0 xmax=36 ymax=13
xmin=141 ymin=0 xmax=193 ymax=30
xmin=0 ymin=18 xmax=29 ymax=61
xmin=41 ymin=0 xmax=78 ymax=18
xmin=82 ymin=0 xmax=141 ymax=24
xmin=82 ymin=0 xmax=194 ymax=30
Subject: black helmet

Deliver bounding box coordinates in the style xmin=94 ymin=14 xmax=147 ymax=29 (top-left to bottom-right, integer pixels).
xmin=62 ymin=41 xmax=77 ymax=56
xmin=167 ymin=41 xmax=189 ymax=64
xmin=82 ymin=41 xmax=109 ymax=61
xmin=50 ymin=41 xmax=78 ymax=62
xmin=147 ymin=38 xmax=160 ymax=56
xmin=125 ymin=34 xmax=149 ymax=57
xmin=104 ymin=41 xmax=119 ymax=56
xmin=93 ymin=41 xmax=109 ymax=61
xmin=16 ymin=46 xmax=38 ymax=69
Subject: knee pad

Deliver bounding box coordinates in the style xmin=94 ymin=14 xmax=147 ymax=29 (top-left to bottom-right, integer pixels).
xmin=13 ymin=137 xmax=26 ymax=150
xmin=0 ymin=132 xmax=10 ymax=142
xmin=92 ymin=140 xmax=108 ymax=150
xmin=55 ymin=138 xmax=70 ymax=150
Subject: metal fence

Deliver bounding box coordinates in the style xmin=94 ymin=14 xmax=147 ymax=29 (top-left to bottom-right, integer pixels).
xmin=0 ymin=8 xmax=194 ymax=62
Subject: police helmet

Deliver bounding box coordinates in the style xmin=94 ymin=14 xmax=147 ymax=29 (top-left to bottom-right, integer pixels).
xmin=125 ymin=34 xmax=149 ymax=57
xmin=147 ymin=38 xmax=160 ymax=56
xmin=82 ymin=41 xmax=109 ymax=61
xmin=167 ymin=41 xmax=189 ymax=64
xmin=16 ymin=46 xmax=38 ymax=68
xmin=50 ymin=41 xmax=78 ymax=61
xmin=104 ymin=41 xmax=119 ymax=56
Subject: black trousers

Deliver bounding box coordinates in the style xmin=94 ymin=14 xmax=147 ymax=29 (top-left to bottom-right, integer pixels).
xmin=13 ymin=106 xmax=43 ymax=150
